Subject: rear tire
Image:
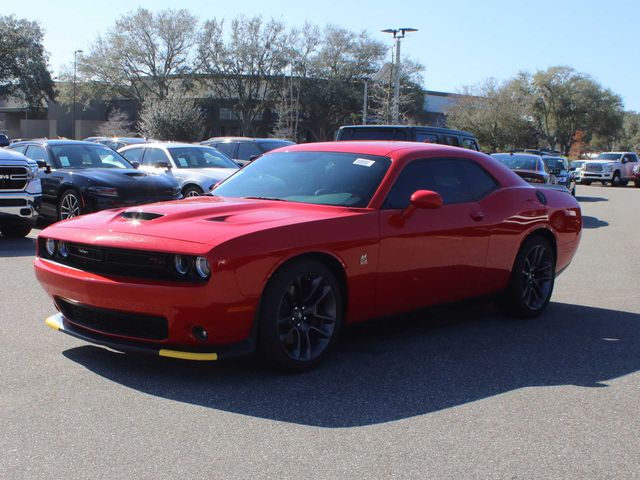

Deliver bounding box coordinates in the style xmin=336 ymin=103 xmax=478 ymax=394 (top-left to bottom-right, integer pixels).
xmin=258 ymin=259 xmax=343 ymax=372
xmin=498 ymin=235 xmax=556 ymax=319
xmin=635 ymin=180 xmax=640 ymax=188
xmin=582 ymin=180 xmax=591 ymax=185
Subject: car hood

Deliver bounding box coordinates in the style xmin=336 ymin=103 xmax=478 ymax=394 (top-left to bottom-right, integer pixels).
xmin=60 ymin=168 xmax=179 ymax=197
xmin=585 ymin=160 xmax=619 ymax=164
xmin=41 ymin=196 xmax=356 ymax=251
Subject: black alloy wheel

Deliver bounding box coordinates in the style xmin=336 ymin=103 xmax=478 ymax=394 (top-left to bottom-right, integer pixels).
xmin=499 ymin=235 xmax=555 ymax=318
xmin=58 ymin=190 xmax=82 ymax=221
xmin=259 ymin=259 xmax=343 ymax=371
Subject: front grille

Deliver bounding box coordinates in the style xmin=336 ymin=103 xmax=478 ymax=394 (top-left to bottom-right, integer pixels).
xmin=0 ymin=198 xmax=28 ymax=207
xmin=0 ymin=166 xmax=28 ymax=190
xmin=56 ymin=297 xmax=168 ymax=340
xmin=39 ymin=239 xmax=205 ymax=282
xmin=585 ymin=164 xmax=603 ymax=172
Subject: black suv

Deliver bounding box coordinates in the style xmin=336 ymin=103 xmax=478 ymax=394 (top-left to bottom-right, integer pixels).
xmin=335 ymin=125 xmax=480 ymax=151
xmin=201 ymin=137 xmax=295 ymax=166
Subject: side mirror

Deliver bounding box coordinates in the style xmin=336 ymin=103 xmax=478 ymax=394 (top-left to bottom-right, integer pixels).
xmin=248 ymin=154 xmax=261 ymax=162
xmin=130 ymin=161 xmax=140 ymax=169
xmin=402 ymin=190 xmax=443 ymax=218
xmin=36 ymin=160 xmax=51 ymax=173
xmin=568 ymin=166 xmax=576 ymax=171
xmin=153 ymin=161 xmax=171 ymax=169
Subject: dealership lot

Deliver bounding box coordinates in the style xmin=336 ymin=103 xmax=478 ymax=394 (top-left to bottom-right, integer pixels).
xmin=1 ymin=185 xmax=639 ymax=479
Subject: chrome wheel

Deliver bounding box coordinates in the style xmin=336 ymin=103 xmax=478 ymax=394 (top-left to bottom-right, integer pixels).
xmin=182 ymin=186 xmax=203 ymax=198
xmin=276 ymin=273 xmax=337 ymax=362
xmin=521 ymin=244 xmax=553 ymax=310
xmin=185 ymin=189 xmax=201 ymax=197
xmin=59 ymin=192 xmax=81 ymax=220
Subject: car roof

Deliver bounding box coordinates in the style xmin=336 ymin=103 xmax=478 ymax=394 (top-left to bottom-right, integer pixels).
xmin=273 ymin=141 xmax=478 ymax=158
xmin=10 ymin=139 xmax=103 ymax=147
xmin=492 ymin=152 xmax=542 ymax=159
xmin=121 ymin=142 xmax=209 ymax=149
xmin=205 ymin=137 xmax=294 ymax=143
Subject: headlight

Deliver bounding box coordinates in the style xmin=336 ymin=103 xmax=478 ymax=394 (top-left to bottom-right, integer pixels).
xmin=45 ymin=238 xmax=56 ymax=256
xmin=633 ymin=165 xmax=639 ymax=174
xmin=87 ymin=186 xmax=119 ymax=197
xmin=27 ymin=165 xmax=39 ymax=180
xmin=58 ymin=242 xmax=70 ymax=258
xmin=174 ymin=255 xmax=190 ymax=275
xmin=194 ymin=257 xmax=211 ymax=279
xmin=604 ymin=164 xmax=614 ymax=172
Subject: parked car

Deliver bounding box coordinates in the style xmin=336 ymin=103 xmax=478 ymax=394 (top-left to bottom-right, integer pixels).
xmin=335 ymin=125 xmax=481 ymax=151
xmin=491 ymin=153 xmax=556 ymax=185
xmin=91 ymin=137 xmax=149 ymax=151
xmin=570 ymin=160 xmax=586 ymax=184
xmin=542 ymin=156 xmax=576 ymax=196
xmin=36 ymin=142 xmax=582 ymax=371
xmin=201 ymin=137 xmax=296 ymax=166
xmin=633 ymin=163 xmax=640 ymax=188
xmin=119 ymin=143 xmax=239 ymax=197
xmin=580 ymin=152 xmax=638 ymax=186
xmin=0 ymin=148 xmax=41 ymax=237
xmin=0 ymin=133 xmax=10 ymax=147
xmin=7 ymin=140 xmax=180 ymax=221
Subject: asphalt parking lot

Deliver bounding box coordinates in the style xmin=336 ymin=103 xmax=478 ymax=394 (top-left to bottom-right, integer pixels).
xmin=1 ymin=184 xmax=639 ymax=479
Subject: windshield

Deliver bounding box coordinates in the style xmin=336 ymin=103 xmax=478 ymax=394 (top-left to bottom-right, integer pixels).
xmin=213 ymin=151 xmax=391 ymax=208
xmin=492 ymin=154 xmax=539 ymax=171
xmin=50 ymin=144 xmax=132 ymax=169
xmin=168 ymin=146 xmax=239 ymax=169
xmin=338 ymin=128 xmax=409 ymax=141
xmin=543 ymin=157 xmax=568 ymax=170
xmin=596 ymin=153 xmax=622 ymax=161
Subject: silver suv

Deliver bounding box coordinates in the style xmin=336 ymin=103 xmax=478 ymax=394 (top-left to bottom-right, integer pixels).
xmin=118 ymin=143 xmax=239 ymax=197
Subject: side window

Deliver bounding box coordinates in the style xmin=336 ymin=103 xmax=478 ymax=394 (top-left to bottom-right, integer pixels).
xmin=25 ymin=146 xmax=48 ymax=162
xmin=442 ymin=135 xmax=461 ymax=147
xmin=215 ymin=143 xmax=237 ymax=158
xmin=416 ymin=132 xmax=438 ymax=143
xmin=623 ymin=154 xmax=635 ymax=163
xmin=236 ymin=142 xmax=262 ymax=160
xmin=461 ymin=137 xmax=479 ymax=151
xmin=121 ymin=148 xmax=143 ymax=163
xmin=384 ymin=158 xmax=499 ymax=208
xmin=144 ymin=148 xmax=170 ymax=166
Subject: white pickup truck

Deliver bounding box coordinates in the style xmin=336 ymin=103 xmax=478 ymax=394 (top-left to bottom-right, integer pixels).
xmin=0 ymin=148 xmax=42 ymax=237
xmin=580 ymin=152 xmax=639 ymax=187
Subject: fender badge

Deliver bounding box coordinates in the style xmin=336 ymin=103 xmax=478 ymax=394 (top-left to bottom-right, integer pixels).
xmin=360 ymin=254 xmax=368 ymax=266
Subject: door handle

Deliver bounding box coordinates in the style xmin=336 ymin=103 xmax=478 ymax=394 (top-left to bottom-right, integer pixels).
xmin=470 ymin=211 xmax=484 ymax=221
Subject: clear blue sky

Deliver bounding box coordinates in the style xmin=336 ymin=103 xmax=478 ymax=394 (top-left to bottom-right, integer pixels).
xmin=7 ymin=0 xmax=640 ymax=109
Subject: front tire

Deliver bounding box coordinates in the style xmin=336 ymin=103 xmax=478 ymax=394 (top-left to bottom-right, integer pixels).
xmin=498 ymin=235 xmax=556 ymax=319
xmin=258 ymin=259 xmax=343 ymax=371
xmin=0 ymin=222 xmax=32 ymax=238
xmin=58 ymin=190 xmax=82 ymax=221
xmin=182 ymin=186 xmax=203 ymax=198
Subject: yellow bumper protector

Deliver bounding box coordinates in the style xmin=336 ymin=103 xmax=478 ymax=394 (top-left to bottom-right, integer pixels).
xmin=45 ymin=315 xmax=61 ymax=331
xmin=158 ymin=349 xmax=218 ymax=361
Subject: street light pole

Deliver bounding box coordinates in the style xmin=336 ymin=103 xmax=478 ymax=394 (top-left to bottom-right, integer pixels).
xmin=72 ymin=49 xmax=83 ymax=139
xmin=381 ymin=28 xmax=417 ymax=124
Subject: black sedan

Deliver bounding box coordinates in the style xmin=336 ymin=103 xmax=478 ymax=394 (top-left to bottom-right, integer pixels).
xmin=8 ymin=140 xmax=180 ymax=221
xmin=491 ymin=153 xmax=556 ymax=185
xmin=542 ymin=156 xmax=576 ymax=196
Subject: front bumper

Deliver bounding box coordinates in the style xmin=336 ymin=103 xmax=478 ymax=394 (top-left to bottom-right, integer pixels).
xmin=0 ymin=193 xmax=41 ymax=221
xmin=582 ymin=171 xmax=613 ymax=181
xmin=45 ymin=313 xmax=254 ymax=360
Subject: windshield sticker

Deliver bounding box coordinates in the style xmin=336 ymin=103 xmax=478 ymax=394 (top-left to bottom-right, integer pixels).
xmin=177 ymin=157 xmax=188 ymax=167
xmin=59 ymin=156 xmax=70 ymax=167
xmin=353 ymin=158 xmax=375 ymax=167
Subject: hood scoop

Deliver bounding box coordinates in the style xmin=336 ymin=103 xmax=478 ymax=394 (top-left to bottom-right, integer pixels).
xmin=207 ymin=215 xmax=232 ymax=222
xmin=120 ymin=211 xmax=165 ymax=222
xmin=123 ymin=171 xmax=147 ymax=177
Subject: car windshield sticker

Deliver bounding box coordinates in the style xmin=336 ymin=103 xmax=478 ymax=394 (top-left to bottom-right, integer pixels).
xmin=353 ymin=158 xmax=375 ymax=167
xmin=177 ymin=157 xmax=188 ymax=167
xmin=59 ymin=156 xmax=70 ymax=167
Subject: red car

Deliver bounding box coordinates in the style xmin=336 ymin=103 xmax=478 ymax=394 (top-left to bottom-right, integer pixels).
xmin=35 ymin=142 xmax=582 ymax=370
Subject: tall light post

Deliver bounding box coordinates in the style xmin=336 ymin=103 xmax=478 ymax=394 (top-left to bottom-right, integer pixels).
xmin=381 ymin=28 xmax=417 ymax=124
xmin=72 ymin=49 xmax=83 ymax=139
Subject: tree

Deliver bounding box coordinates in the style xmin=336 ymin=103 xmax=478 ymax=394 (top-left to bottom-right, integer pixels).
xmin=297 ymin=25 xmax=387 ymax=141
xmin=61 ymin=8 xmax=199 ymax=104
xmin=0 ymin=15 xmax=55 ymax=108
xmin=612 ymin=111 xmax=640 ymax=152
xmin=138 ymin=97 xmax=204 ymax=141
xmin=198 ymin=16 xmax=289 ymax=136
xmin=513 ymin=66 xmax=624 ymax=154
xmin=446 ymin=78 xmax=536 ymax=152
xmin=94 ymin=109 xmax=134 ymax=137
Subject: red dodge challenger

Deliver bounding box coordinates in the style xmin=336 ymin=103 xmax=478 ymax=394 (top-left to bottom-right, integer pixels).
xmin=35 ymin=142 xmax=582 ymax=370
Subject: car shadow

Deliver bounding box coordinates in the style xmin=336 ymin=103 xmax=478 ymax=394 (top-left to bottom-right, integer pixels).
xmin=582 ymin=215 xmax=609 ymax=229
xmin=62 ymin=302 xmax=640 ymax=428
xmin=0 ymin=237 xmax=36 ymax=257
xmin=575 ymin=196 xmax=608 ymax=203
